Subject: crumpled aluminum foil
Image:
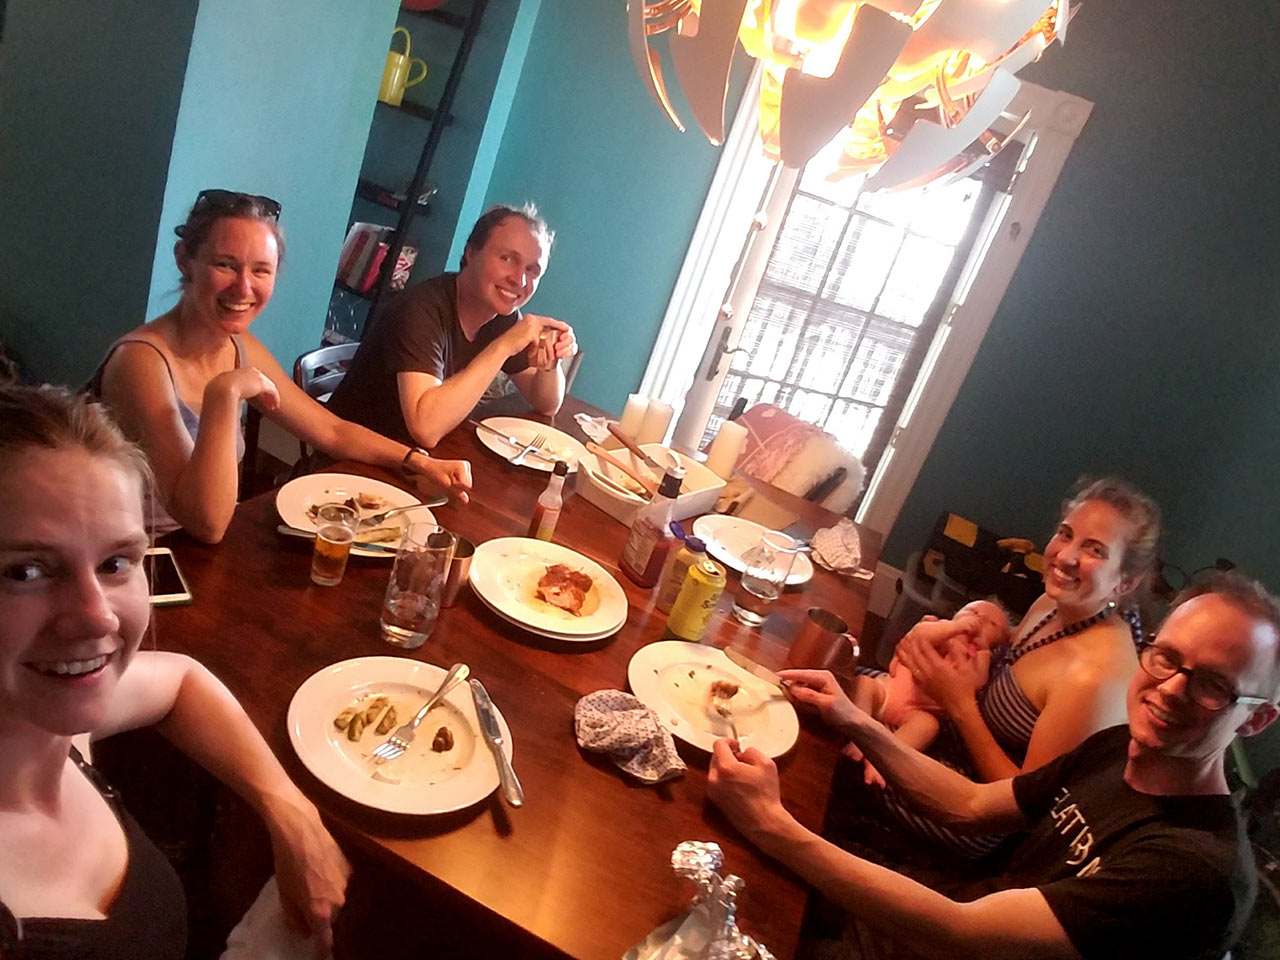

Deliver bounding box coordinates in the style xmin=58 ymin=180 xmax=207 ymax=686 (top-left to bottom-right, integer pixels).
xmin=624 ymin=841 xmax=775 ymax=960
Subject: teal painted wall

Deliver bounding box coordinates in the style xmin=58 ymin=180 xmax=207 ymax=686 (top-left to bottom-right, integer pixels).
xmin=146 ymin=0 xmax=399 ymax=371
xmin=0 ymin=0 xmax=198 ymax=383
xmin=481 ymin=0 xmax=745 ymax=414
xmin=885 ymin=4 xmax=1280 ymax=593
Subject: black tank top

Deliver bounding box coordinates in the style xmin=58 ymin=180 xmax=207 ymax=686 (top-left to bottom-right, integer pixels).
xmin=0 ymin=748 xmax=187 ymax=959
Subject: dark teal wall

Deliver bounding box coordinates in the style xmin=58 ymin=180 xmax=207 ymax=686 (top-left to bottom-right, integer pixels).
xmin=0 ymin=0 xmax=198 ymax=383
xmin=886 ymin=4 xmax=1280 ymax=590
xmin=482 ymin=0 xmax=744 ymax=414
xmin=146 ymin=0 xmax=399 ymax=371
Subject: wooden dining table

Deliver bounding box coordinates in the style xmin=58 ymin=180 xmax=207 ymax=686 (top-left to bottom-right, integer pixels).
xmin=153 ymin=395 xmax=882 ymax=959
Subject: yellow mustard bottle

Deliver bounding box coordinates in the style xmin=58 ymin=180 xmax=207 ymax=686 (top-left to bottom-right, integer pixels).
xmin=656 ymin=532 xmax=706 ymax=614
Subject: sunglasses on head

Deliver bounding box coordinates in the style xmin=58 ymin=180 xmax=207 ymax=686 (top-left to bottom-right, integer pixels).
xmin=193 ymin=189 xmax=281 ymax=220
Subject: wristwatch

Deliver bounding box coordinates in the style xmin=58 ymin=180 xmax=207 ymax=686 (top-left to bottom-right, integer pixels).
xmin=401 ymin=446 xmax=430 ymax=472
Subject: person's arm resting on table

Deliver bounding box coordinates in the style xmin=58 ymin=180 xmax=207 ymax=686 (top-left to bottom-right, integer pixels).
xmin=398 ymin=313 xmax=572 ymax=447
xmin=96 ymin=652 xmax=350 ymax=956
xmin=707 ymin=670 xmax=1078 ymax=960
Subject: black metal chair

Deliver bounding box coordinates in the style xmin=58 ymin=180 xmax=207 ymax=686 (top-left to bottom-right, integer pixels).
xmin=292 ymin=341 xmax=359 ymax=472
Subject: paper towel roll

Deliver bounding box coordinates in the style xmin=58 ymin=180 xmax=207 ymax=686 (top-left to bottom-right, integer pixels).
xmin=704 ymin=419 xmax=747 ymax=479
xmin=618 ymin=393 xmax=647 ymax=438
xmin=636 ymin=399 xmax=674 ymax=445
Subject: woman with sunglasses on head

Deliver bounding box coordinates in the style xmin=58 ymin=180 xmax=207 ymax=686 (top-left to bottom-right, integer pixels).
xmin=0 ymin=384 xmax=348 ymax=959
xmin=89 ymin=190 xmax=472 ymax=544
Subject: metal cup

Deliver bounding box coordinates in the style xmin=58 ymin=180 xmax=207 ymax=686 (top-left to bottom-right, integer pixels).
xmin=380 ymin=523 xmax=456 ymax=650
xmin=788 ymin=606 xmax=859 ymax=670
xmin=440 ymin=536 xmax=475 ymax=607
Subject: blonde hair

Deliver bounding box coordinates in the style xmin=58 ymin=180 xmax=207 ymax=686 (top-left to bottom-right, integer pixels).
xmin=0 ymin=383 xmax=153 ymax=505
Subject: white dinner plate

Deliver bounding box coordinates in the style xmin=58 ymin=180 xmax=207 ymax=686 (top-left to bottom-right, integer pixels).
xmin=287 ymin=657 xmax=511 ymax=816
xmin=276 ymin=473 xmax=429 ymax=558
xmin=475 ymin=417 xmax=588 ymax=473
xmin=627 ymin=641 xmax=799 ymax=758
xmin=691 ymin=515 xmax=814 ymax=586
xmin=468 ymin=537 xmax=628 ymax=640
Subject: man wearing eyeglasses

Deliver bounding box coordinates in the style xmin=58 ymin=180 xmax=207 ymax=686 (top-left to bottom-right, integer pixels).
xmin=708 ymin=572 xmax=1278 ymax=959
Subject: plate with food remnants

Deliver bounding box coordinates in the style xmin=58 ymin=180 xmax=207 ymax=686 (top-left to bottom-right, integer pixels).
xmin=275 ymin=473 xmax=427 ymax=558
xmin=287 ymin=656 xmax=512 ymax=815
xmin=468 ymin=537 xmax=628 ymax=640
xmin=474 ymin=417 xmax=588 ymax=473
xmin=627 ymin=641 xmax=799 ymax=757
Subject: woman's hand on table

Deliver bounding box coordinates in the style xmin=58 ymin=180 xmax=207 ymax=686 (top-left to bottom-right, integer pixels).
xmin=894 ymin=629 xmax=985 ymax=715
xmin=778 ymin=669 xmax=863 ymax=737
xmin=409 ymin=456 xmax=473 ymax=505
xmin=263 ymin=792 xmax=351 ymax=958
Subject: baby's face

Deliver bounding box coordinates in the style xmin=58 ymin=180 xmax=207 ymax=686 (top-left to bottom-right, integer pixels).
xmin=955 ymin=601 xmax=1008 ymax=651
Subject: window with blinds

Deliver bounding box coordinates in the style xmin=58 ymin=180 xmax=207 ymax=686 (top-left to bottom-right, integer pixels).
xmin=701 ymin=159 xmax=1007 ymax=480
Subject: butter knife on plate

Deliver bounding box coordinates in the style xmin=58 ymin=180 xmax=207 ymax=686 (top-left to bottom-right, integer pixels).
xmin=469 ymin=679 xmax=523 ymax=807
xmin=468 ymin=420 xmax=552 ymax=463
xmin=724 ymin=648 xmax=792 ymax=694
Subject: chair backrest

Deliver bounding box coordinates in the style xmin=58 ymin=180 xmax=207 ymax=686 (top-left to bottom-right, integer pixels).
xmin=294 ymin=342 xmax=359 ymax=402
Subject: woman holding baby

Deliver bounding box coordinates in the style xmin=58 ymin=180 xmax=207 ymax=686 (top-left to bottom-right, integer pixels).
xmin=742 ymin=477 xmax=1161 ymax=862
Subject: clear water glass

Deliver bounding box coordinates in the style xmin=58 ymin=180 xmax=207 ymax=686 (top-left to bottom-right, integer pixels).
xmin=381 ymin=523 xmax=456 ymax=650
xmin=731 ymin=531 xmax=798 ymax=626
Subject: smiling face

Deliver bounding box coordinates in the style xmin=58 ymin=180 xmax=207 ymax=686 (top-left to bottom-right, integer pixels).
xmin=456 ymin=215 xmax=548 ymax=320
xmin=1127 ymin=593 xmax=1279 ymax=764
xmin=1043 ymin=499 xmax=1136 ymax=614
xmin=175 ymin=216 xmax=279 ymax=335
xmin=0 ymin=448 xmax=151 ymax=738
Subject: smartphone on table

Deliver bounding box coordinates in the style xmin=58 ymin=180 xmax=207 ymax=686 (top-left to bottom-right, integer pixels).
xmin=146 ymin=547 xmax=193 ymax=606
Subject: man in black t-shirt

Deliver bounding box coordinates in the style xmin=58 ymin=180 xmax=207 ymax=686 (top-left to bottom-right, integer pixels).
xmin=329 ymin=205 xmax=577 ymax=448
xmin=707 ymin=573 xmax=1280 ymax=960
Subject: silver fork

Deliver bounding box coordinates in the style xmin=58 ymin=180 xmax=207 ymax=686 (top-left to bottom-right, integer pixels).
xmin=371 ymin=663 xmax=470 ymax=764
xmin=511 ymin=432 xmax=547 ymax=467
xmin=358 ymin=498 xmax=447 ymax=529
xmin=712 ymin=692 xmax=739 ymax=741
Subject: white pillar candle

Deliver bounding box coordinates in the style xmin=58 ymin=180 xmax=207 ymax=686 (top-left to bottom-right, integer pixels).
xmin=618 ymin=393 xmax=647 ymax=438
xmin=704 ymin=419 xmax=748 ymax=479
xmin=636 ymin=399 xmax=674 ymax=445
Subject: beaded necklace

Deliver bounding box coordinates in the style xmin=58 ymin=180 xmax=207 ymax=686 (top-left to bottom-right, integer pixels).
xmin=1008 ymin=600 xmax=1118 ymax=663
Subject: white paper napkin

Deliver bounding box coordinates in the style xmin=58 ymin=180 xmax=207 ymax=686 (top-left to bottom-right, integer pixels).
xmin=220 ymin=876 xmax=324 ymax=960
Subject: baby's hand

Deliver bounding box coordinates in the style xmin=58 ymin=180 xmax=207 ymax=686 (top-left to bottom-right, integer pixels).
xmin=841 ymin=741 xmax=865 ymax=764
xmin=863 ymin=761 xmax=887 ymax=789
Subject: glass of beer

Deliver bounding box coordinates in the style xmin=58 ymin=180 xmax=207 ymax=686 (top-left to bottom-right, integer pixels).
xmin=731 ymin=531 xmax=798 ymax=626
xmin=310 ymin=503 xmax=359 ymax=587
xmin=381 ymin=523 xmax=456 ymax=649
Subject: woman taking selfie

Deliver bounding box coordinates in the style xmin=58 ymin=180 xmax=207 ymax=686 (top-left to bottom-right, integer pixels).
xmin=0 ymin=384 xmax=349 ymax=958
xmin=91 ymin=189 xmax=471 ymax=543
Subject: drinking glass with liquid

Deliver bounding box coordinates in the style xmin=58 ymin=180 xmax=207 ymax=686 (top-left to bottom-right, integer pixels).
xmin=731 ymin=531 xmax=798 ymax=626
xmin=381 ymin=523 xmax=456 ymax=650
xmin=310 ymin=503 xmax=359 ymax=586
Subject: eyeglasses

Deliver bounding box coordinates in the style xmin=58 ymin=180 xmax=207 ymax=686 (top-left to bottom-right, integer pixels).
xmin=193 ymin=189 xmax=281 ymax=220
xmin=1137 ymin=642 xmax=1270 ymax=711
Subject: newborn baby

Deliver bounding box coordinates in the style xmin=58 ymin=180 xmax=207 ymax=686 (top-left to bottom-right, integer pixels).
xmin=847 ymin=600 xmax=1009 ymax=786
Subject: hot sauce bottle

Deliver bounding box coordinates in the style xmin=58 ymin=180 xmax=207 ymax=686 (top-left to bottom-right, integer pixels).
xmin=619 ymin=468 xmax=683 ymax=587
xmin=528 ymin=461 xmax=569 ymax=541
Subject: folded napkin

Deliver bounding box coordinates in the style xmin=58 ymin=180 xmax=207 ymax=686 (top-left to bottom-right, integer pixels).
xmin=811 ymin=518 xmax=863 ymax=575
xmin=220 ymin=877 xmax=323 ymax=960
xmin=575 ymin=690 xmax=687 ymax=784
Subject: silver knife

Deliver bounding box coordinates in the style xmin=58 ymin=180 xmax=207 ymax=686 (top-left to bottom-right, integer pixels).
xmin=724 ymin=648 xmax=792 ymax=693
xmin=469 ymin=679 xmax=524 ymax=807
xmin=274 ymin=524 xmax=399 ymax=554
xmin=468 ymin=420 xmax=553 ymax=462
